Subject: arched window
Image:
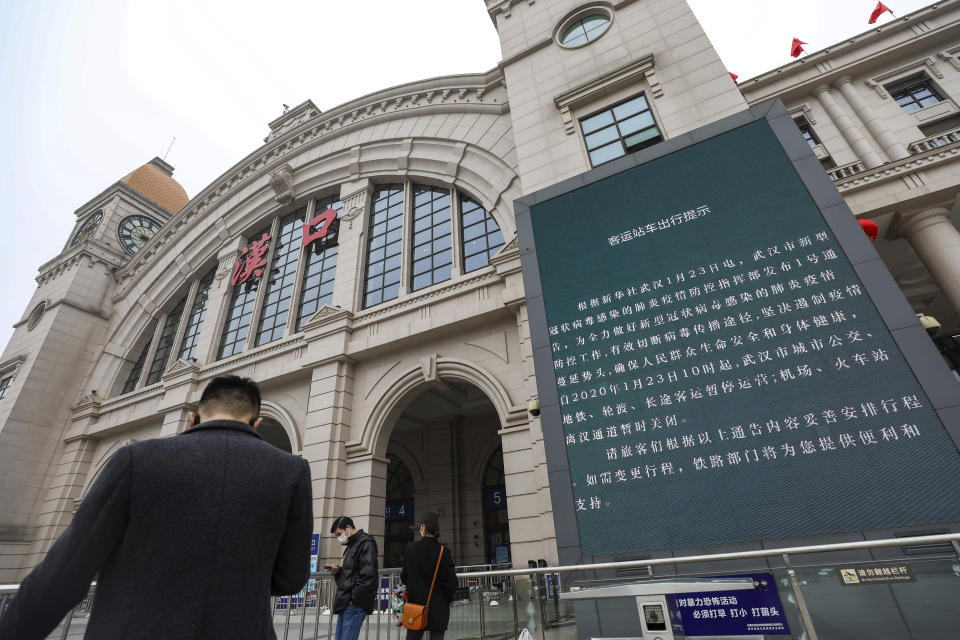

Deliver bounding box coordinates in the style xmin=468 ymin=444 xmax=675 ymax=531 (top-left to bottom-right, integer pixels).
xmin=411 ymin=186 xmax=453 ymax=291
xmin=219 ymin=223 xmax=271 ymax=359
xmin=364 ymin=185 xmax=405 ymax=308
xmin=361 ymin=182 xmax=504 ymax=309
xmin=145 ymin=295 xmax=187 ymax=385
xmin=297 ymin=196 xmax=343 ymax=329
xmin=178 ymin=268 xmax=216 ymax=361
xmin=121 ymin=323 xmax=157 ymax=394
xmin=461 ymin=197 xmax=504 ymax=273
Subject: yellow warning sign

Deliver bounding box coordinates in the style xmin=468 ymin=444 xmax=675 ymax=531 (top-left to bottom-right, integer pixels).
xmin=840 ymin=568 xmax=860 ymax=584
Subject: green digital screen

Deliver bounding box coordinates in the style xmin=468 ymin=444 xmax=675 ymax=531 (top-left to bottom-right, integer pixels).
xmin=530 ymin=120 xmax=960 ymax=556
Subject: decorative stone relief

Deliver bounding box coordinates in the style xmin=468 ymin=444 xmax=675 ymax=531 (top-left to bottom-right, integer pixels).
xmin=420 ymin=354 xmax=439 ymax=382
xmin=342 ymin=188 xmax=369 ymax=230
xmin=269 ymin=164 xmax=296 ymax=204
xmin=554 ymin=54 xmax=659 ymax=134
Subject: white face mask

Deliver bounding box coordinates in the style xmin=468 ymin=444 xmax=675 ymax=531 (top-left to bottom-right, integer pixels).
xmin=338 ymin=532 xmax=349 ymax=545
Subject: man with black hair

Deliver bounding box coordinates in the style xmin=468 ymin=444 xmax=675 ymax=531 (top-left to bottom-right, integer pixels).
xmin=329 ymin=515 xmax=379 ymax=640
xmin=0 ymin=375 xmax=314 ymax=639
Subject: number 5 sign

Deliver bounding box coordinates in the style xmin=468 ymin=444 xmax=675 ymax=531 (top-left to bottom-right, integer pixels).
xmin=484 ymin=485 xmax=508 ymax=510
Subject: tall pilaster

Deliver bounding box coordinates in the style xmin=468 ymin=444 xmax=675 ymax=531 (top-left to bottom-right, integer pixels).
xmin=888 ymin=207 xmax=960 ymax=316
xmin=813 ymin=85 xmax=885 ymax=168
xmin=301 ymin=358 xmax=357 ymax=566
xmin=333 ymin=180 xmax=372 ymax=313
xmin=835 ymin=77 xmax=909 ymax=161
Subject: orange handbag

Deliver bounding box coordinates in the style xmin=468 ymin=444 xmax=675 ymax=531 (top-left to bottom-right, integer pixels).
xmin=402 ymin=545 xmax=444 ymax=631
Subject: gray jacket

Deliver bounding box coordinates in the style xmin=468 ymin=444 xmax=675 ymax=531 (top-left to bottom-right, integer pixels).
xmin=0 ymin=419 xmax=313 ymax=639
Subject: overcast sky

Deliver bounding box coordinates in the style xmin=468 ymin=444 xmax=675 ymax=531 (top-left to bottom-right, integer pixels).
xmin=0 ymin=0 xmax=935 ymax=350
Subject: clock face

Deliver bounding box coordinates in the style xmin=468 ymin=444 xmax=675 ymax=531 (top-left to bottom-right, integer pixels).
xmin=118 ymin=214 xmax=161 ymax=255
xmin=71 ymin=209 xmax=103 ymax=246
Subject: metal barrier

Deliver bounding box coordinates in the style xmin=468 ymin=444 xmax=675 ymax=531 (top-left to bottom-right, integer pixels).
xmin=2 ymin=533 xmax=959 ymax=639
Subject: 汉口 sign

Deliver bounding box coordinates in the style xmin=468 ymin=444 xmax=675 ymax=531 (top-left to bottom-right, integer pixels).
xmin=517 ymin=101 xmax=960 ymax=559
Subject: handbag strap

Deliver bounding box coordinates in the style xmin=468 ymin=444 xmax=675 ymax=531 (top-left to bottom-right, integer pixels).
xmin=424 ymin=545 xmax=445 ymax=609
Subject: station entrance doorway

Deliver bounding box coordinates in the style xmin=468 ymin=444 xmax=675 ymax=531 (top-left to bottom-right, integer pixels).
xmin=383 ymin=381 xmax=512 ymax=567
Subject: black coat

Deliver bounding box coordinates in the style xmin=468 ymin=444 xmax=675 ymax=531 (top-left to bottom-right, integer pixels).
xmin=0 ymin=420 xmax=313 ymax=640
xmin=333 ymin=529 xmax=379 ymax=614
xmin=400 ymin=538 xmax=458 ymax=631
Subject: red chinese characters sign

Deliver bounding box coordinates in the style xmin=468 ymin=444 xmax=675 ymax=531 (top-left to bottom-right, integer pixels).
xmin=302 ymin=208 xmax=338 ymax=248
xmin=231 ymin=233 xmax=271 ymax=286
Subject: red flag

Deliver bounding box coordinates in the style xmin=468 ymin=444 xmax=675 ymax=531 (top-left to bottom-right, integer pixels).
xmin=869 ymin=2 xmax=893 ymax=24
xmin=790 ymin=38 xmax=806 ymax=58
xmin=729 ymin=72 xmax=739 ymax=84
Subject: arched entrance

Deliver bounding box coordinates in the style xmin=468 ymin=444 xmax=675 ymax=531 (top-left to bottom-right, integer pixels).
xmin=384 ymin=381 xmax=511 ymax=566
xmin=257 ymin=417 xmax=292 ymax=453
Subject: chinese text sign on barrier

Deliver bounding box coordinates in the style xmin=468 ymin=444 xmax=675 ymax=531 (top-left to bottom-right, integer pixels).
xmin=668 ymin=573 xmax=789 ymax=637
xmin=519 ymin=109 xmax=960 ymax=558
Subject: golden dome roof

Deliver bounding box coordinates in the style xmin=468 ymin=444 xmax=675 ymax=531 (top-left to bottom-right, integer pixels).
xmin=121 ymin=158 xmax=189 ymax=214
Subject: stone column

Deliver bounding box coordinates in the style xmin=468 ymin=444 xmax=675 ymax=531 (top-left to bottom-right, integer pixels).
xmin=888 ymin=207 xmax=960 ymax=316
xmin=333 ymin=181 xmax=373 ymax=312
xmin=301 ymin=358 xmax=357 ymax=567
xmin=835 ymin=77 xmax=909 ymax=161
xmin=813 ymin=85 xmax=885 ymax=168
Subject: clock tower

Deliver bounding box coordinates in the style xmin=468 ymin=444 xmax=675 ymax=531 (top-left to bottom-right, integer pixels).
xmin=0 ymin=159 xmax=188 ymax=580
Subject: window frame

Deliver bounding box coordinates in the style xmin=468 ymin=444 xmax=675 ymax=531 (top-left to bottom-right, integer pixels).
xmin=886 ymin=73 xmax=946 ymax=114
xmin=360 ymin=181 xmax=504 ymax=310
xmin=579 ymin=92 xmax=664 ymax=167
xmin=296 ymin=195 xmax=344 ymax=331
xmin=554 ymin=5 xmax=614 ymax=50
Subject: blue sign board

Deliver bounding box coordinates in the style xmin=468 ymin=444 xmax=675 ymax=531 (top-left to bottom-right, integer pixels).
xmin=386 ymin=499 xmax=415 ymax=522
xmin=667 ymin=573 xmax=789 ymax=636
xmin=484 ymin=485 xmax=508 ymax=511
xmin=311 ymin=533 xmax=320 ymax=556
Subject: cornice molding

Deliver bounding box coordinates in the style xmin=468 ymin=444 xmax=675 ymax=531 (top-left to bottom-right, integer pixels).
xmin=111 ymin=70 xmax=507 ymax=299
xmin=553 ymin=54 xmax=658 ymax=134
xmin=741 ymin=2 xmax=960 ymax=98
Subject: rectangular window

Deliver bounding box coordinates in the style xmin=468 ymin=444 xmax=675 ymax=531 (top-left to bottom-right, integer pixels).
xmin=297 ymin=197 xmax=343 ymax=329
xmin=122 ymin=329 xmax=154 ymax=394
xmin=145 ymin=296 xmax=188 ymax=385
xmin=411 ymin=186 xmax=453 ymax=291
xmin=794 ymin=117 xmax=820 ymax=148
xmin=0 ymin=375 xmax=12 ymax=404
xmin=255 ymin=209 xmax=305 ymax=346
xmin=887 ymin=74 xmax=944 ymax=113
xmin=580 ymin=94 xmax=663 ymax=166
xmin=461 ymin=197 xmax=504 ymax=273
xmin=364 ymin=185 xmax=404 ymax=308
xmin=178 ymin=267 xmax=216 ymax=361
xmin=218 ymin=226 xmax=271 ymax=359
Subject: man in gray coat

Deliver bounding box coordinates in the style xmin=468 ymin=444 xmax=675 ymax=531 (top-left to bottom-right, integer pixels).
xmin=0 ymin=375 xmax=313 ymax=639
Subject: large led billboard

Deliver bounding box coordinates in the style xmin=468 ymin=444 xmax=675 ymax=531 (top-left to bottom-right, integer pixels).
xmin=517 ymin=101 xmax=960 ymax=559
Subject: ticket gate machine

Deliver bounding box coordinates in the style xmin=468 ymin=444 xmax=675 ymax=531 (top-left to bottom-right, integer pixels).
xmin=560 ymin=577 xmax=756 ymax=640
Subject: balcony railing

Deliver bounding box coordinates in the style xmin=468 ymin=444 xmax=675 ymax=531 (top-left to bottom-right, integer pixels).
xmin=826 ymin=160 xmax=866 ymax=181
xmin=2 ymin=533 xmax=959 ymax=640
xmin=908 ymin=124 xmax=960 ymax=154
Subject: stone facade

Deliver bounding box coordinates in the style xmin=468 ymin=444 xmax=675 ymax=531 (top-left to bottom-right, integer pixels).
xmin=2 ymin=0 xmax=960 ymax=582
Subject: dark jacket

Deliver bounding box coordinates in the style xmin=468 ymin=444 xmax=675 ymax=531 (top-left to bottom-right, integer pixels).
xmin=333 ymin=529 xmax=379 ymax=614
xmin=0 ymin=420 xmax=313 ymax=640
xmin=400 ymin=538 xmax=458 ymax=631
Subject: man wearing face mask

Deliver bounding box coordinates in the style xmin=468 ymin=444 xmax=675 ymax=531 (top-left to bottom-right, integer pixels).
xmin=329 ymin=516 xmax=379 ymax=640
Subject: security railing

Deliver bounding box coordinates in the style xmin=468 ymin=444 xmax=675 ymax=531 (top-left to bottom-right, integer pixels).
xmin=3 ymin=533 xmax=959 ymax=640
